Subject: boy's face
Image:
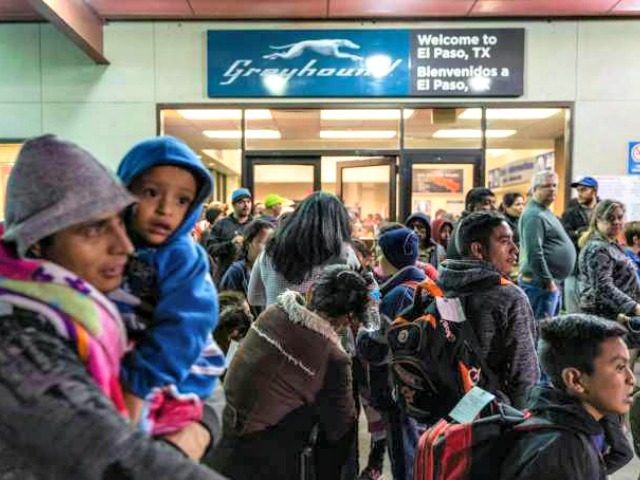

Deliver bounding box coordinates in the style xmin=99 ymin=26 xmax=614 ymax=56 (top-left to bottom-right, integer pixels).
xmin=578 ymin=337 xmax=635 ymax=419
xmin=130 ymin=166 xmax=197 ymax=245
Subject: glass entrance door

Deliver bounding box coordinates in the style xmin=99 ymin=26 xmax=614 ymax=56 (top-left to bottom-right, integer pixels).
xmin=243 ymin=156 xmax=321 ymax=208
xmin=401 ymin=150 xmax=483 ymax=221
xmin=336 ymin=157 xmax=396 ymax=239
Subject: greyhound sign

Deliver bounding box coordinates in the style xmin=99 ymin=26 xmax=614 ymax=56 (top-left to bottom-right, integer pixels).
xmin=207 ymin=29 xmax=524 ymax=97
xmin=207 ymin=30 xmax=409 ymax=97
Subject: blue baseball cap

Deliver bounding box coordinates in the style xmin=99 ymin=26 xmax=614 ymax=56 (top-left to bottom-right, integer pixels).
xmin=570 ymin=176 xmax=598 ymax=189
xmin=231 ymin=187 xmax=252 ymax=203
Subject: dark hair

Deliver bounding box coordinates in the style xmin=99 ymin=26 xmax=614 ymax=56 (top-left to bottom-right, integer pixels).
xmin=241 ymin=218 xmax=273 ymax=259
xmin=499 ymin=192 xmax=524 ymax=212
xmin=465 ymin=187 xmax=495 ymax=211
xmin=308 ymin=265 xmax=369 ymax=321
xmin=538 ymin=314 xmax=627 ymax=390
xmin=457 ymin=211 xmax=508 ymax=257
xmin=266 ymin=192 xmax=351 ymax=284
xmin=351 ymin=238 xmax=372 ymax=259
xmin=625 ymin=221 xmax=640 ymax=246
xmin=205 ymin=207 xmax=223 ymax=224
xmin=378 ymin=222 xmax=404 ymax=235
xmin=214 ymin=291 xmax=253 ymax=353
xmin=578 ymin=199 xmax=626 ymax=249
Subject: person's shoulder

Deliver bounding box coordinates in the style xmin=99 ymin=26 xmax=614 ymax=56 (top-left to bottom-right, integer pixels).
xmin=501 ymin=428 xmax=591 ymax=480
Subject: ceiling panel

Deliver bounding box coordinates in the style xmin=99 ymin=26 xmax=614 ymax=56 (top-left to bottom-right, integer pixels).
xmin=0 ymin=0 xmax=40 ymax=21
xmin=189 ymin=0 xmax=328 ymax=19
xmin=471 ymin=0 xmax=619 ymax=16
xmin=329 ymin=0 xmax=474 ymax=18
xmin=611 ymin=0 xmax=640 ymax=13
xmin=87 ymin=0 xmax=193 ymax=18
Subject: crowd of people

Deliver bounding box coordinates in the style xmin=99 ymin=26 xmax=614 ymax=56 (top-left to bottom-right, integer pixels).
xmin=1 ymin=133 xmax=640 ymax=480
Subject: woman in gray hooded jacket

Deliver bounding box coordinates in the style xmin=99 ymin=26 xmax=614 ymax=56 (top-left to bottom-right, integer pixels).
xmin=0 ymin=135 xmax=224 ymax=480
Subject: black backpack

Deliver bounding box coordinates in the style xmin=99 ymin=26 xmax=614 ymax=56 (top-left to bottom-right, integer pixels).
xmin=414 ymin=390 xmax=577 ymax=480
xmin=386 ymin=279 xmax=503 ymax=424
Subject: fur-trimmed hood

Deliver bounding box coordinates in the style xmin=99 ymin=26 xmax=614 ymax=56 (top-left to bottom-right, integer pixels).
xmin=276 ymin=290 xmax=341 ymax=348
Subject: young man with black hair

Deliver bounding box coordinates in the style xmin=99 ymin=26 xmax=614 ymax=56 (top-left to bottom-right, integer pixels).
xmin=437 ymin=211 xmax=539 ymax=407
xmin=500 ymin=314 xmax=634 ymax=479
xmin=446 ymin=187 xmax=496 ymax=259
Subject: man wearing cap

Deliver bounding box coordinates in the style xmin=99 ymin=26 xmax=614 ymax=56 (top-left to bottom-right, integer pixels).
xmin=561 ymin=176 xmax=599 ymax=312
xmin=259 ymin=193 xmax=290 ymax=227
xmin=206 ymin=188 xmax=253 ymax=283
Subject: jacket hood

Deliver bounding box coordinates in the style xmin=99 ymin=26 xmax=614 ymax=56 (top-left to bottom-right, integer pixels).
xmin=526 ymin=384 xmax=603 ymax=436
xmin=276 ymin=290 xmax=341 ymax=348
xmin=431 ymin=218 xmax=453 ymax=243
xmin=117 ymin=136 xmax=213 ymax=242
xmin=380 ymin=265 xmax=426 ymax=296
xmin=437 ymin=258 xmax=504 ymax=296
xmin=405 ymin=212 xmax=431 ymax=229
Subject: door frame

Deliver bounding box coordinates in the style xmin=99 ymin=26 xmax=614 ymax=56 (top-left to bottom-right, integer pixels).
xmin=399 ymin=149 xmax=484 ymax=221
xmin=336 ymin=156 xmax=397 ymax=221
xmin=242 ymin=154 xmax=322 ymax=195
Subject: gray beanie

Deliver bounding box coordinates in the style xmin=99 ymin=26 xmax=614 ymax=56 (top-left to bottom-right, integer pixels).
xmin=4 ymin=134 xmax=136 ymax=257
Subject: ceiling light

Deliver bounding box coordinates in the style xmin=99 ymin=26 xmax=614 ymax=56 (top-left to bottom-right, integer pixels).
xmin=433 ymin=129 xmax=516 ymax=139
xmin=468 ymin=77 xmax=491 ymax=92
xmin=262 ymin=74 xmax=287 ymax=95
xmin=321 ymin=109 xmax=410 ymax=121
xmin=179 ymin=109 xmax=272 ymax=120
xmin=458 ymin=108 xmax=561 ymax=120
xmin=203 ymin=129 xmax=281 ymax=139
xmin=320 ymin=130 xmax=397 ymax=139
xmin=486 ymin=149 xmax=511 ymax=157
xmin=365 ymin=54 xmax=393 ymax=78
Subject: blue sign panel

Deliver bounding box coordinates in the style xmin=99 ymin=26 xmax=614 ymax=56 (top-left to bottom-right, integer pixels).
xmin=207 ymin=29 xmax=525 ymax=98
xmin=629 ymin=141 xmax=640 ymax=175
xmin=207 ymin=30 xmax=410 ymax=97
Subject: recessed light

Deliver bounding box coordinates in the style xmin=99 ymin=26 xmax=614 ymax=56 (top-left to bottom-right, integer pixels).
xmin=320 ymin=130 xmax=397 ymax=139
xmin=459 ymin=108 xmax=561 ymax=120
xmin=203 ymin=129 xmax=281 ymax=139
xmin=433 ymin=129 xmax=516 ymax=139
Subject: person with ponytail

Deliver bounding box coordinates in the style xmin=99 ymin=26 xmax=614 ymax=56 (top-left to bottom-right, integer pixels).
xmin=578 ymin=199 xmax=640 ymax=320
xmin=212 ymin=265 xmax=371 ymax=479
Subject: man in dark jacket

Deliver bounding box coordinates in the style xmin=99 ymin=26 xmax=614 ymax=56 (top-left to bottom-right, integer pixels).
xmin=561 ymin=176 xmax=599 ymax=312
xmin=438 ymin=211 xmax=539 ymax=407
xmin=500 ymin=314 xmax=634 ymax=480
xmin=206 ymin=187 xmax=253 ymax=283
xmin=447 ymin=187 xmax=496 ymax=259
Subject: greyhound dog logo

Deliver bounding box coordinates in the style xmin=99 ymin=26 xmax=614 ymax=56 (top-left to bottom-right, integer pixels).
xmin=262 ymin=39 xmax=363 ymax=62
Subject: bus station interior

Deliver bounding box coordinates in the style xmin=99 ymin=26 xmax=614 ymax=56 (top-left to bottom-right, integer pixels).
xmin=161 ymin=106 xmax=569 ymax=234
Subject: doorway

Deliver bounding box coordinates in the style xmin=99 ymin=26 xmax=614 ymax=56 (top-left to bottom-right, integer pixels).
xmin=243 ymin=155 xmax=321 ymax=206
xmin=336 ymin=156 xmax=397 ymax=238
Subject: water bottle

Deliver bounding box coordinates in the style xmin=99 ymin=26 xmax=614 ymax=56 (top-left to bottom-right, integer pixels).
xmin=362 ymin=271 xmax=382 ymax=332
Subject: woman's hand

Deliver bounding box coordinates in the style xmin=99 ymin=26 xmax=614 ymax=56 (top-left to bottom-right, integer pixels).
xmin=162 ymin=421 xmax=211 ymax=461
xmin=123 ymin=390 xmax=144 ymax=426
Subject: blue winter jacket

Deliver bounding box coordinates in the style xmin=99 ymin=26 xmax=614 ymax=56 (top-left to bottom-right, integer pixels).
xmin=116 ymin=136 xmax=224 ymax=399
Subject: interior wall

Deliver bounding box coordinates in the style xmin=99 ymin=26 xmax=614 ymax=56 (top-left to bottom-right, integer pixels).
xmin=0 ymin=19 xmax=638 ymax=180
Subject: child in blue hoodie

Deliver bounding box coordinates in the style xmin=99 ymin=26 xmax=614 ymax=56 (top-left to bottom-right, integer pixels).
xmin=115 ymin=136 xmax=225 ymax=435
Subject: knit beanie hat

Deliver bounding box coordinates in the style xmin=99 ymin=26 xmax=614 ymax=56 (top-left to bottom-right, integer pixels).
xmin=378 ymin=227 xmax=419 ymax=270
xmin=4 ymin=135 xmax=136 ymax=257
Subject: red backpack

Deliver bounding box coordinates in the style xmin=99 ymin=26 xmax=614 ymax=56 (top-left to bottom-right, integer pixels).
xmin=414 ymin=395 xmax=568 ymax=480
